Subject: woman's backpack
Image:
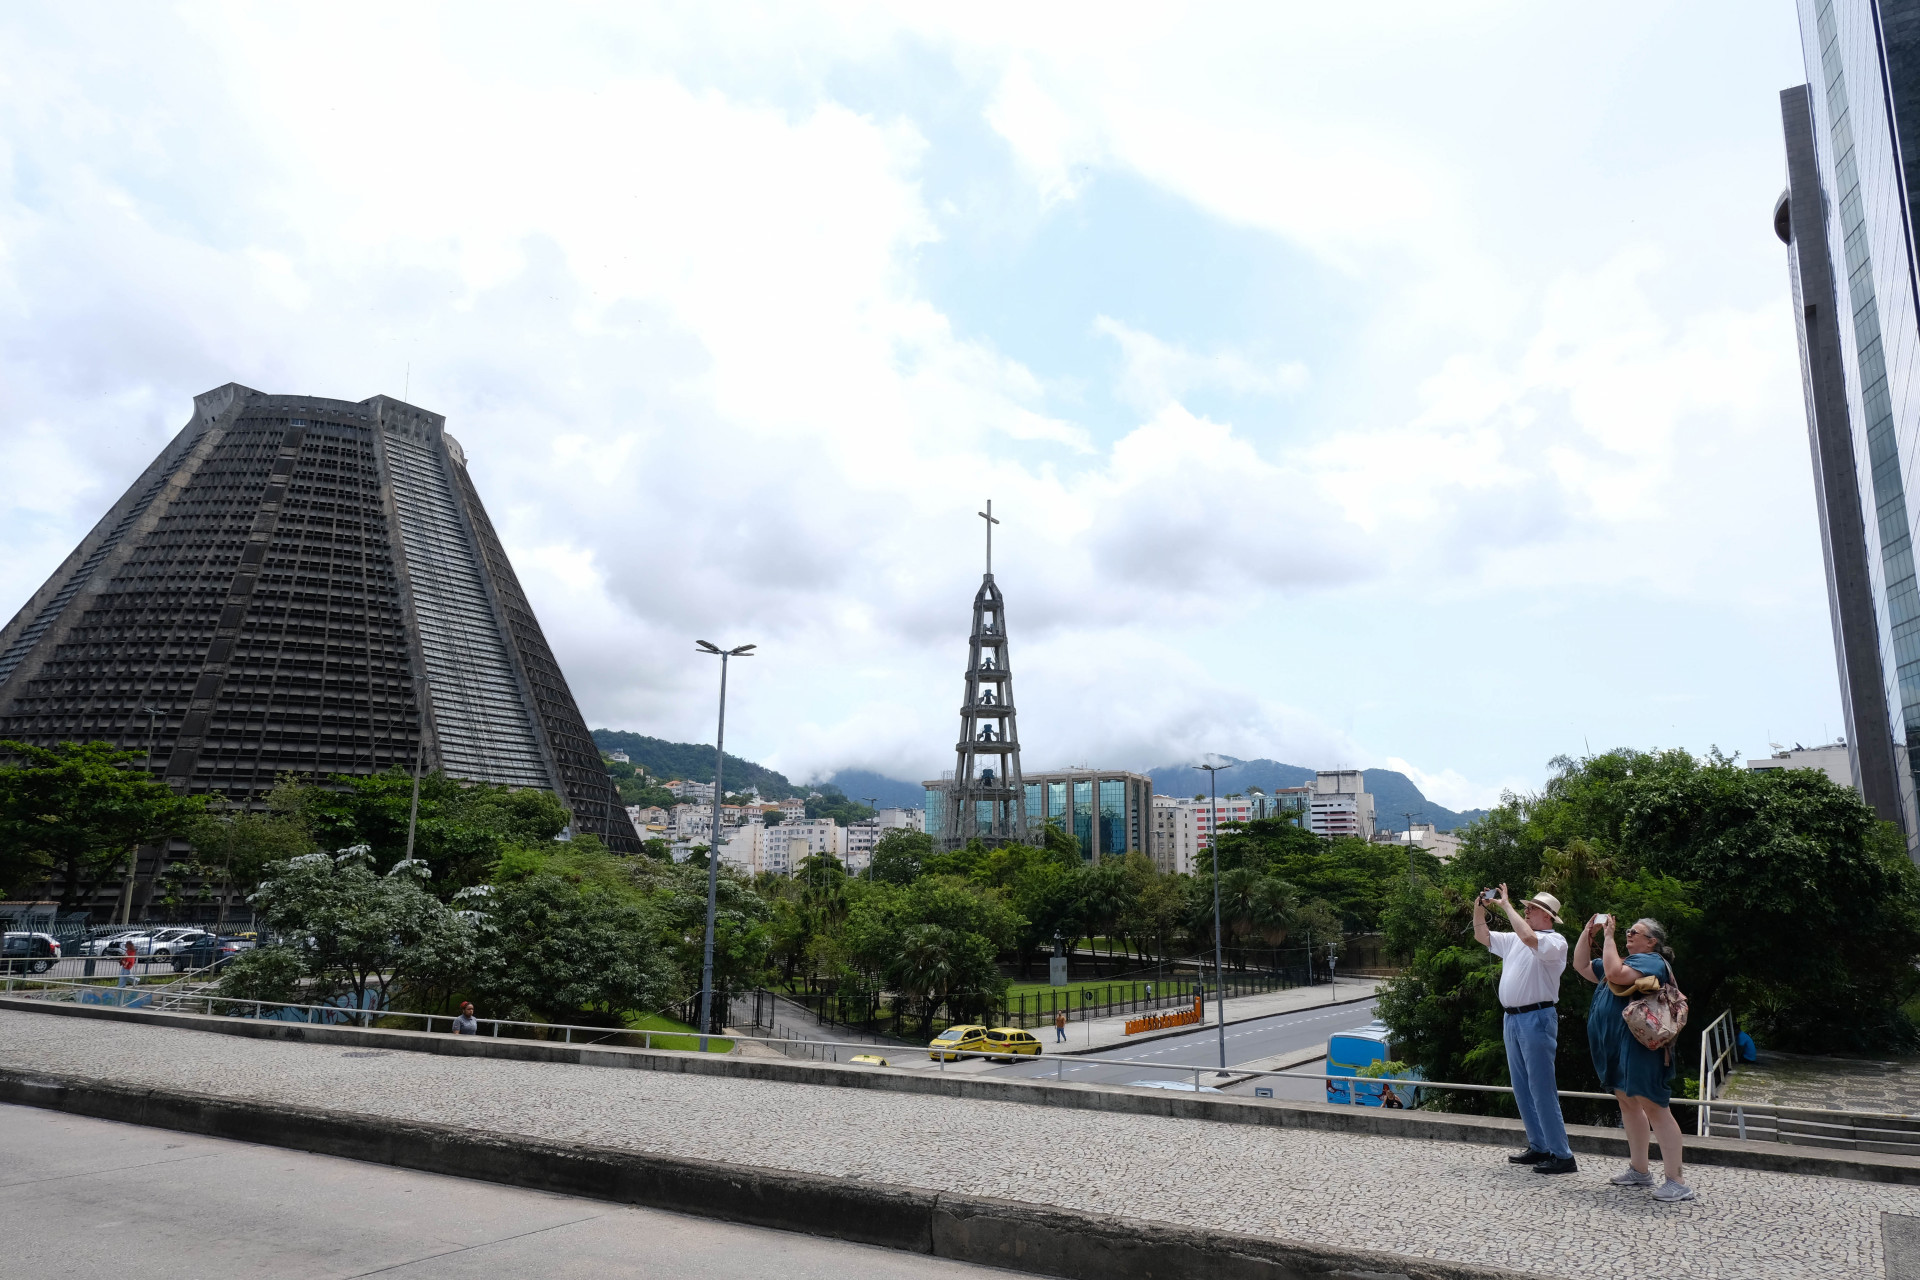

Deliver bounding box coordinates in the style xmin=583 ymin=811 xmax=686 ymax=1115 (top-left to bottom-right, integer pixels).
xmin=1621 ymin=961 xmax=1688 ymax=1058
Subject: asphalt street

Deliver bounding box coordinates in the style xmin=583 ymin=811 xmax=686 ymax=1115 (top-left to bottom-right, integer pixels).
xmin=0 ymin=1103 xmax=1024 ymax=1280
xmin=985 ymin=995 xmax=1380 ymax=1091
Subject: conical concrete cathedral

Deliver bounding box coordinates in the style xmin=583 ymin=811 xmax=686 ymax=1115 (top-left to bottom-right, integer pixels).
xmin=0 ymin=383 xmax=639 ymax=879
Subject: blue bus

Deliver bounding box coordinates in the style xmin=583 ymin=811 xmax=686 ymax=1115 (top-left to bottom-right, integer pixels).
xmin=1326 ymin=1018 xmax=1420 ymax=1107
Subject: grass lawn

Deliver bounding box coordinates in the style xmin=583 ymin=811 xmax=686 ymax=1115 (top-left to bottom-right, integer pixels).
xmin=999 ymin=976 xmax=1198 ymax=1010
xmin=625 ymin=1010 xmax=733 ymax=1053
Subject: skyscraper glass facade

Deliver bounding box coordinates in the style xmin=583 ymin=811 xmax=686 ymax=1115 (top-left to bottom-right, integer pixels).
xmin=1785 ymin=0 xmax=1920 ymax=850
xmin=1015 ymin=769 xmax=1152 ymax=862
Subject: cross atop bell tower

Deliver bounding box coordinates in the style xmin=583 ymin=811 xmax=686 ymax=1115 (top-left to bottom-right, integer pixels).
xmin=940 ymin=500 xmax=1028 ymax=851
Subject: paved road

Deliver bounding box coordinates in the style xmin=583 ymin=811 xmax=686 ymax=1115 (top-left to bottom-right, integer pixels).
xmin=0 ymin=1103 xmax=1020 ymax=1280
xmin=986 ymin=996 xmax=1380 ymax=1090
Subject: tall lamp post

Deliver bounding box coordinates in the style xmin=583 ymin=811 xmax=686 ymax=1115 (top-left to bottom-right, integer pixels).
xmin=1193 ymin=759 xmax=1228 ymax=1074
xmin=696 ymin=640 xmax=755 ymax=1051
xmin=861 ymin=797 xmax=879 ymax=879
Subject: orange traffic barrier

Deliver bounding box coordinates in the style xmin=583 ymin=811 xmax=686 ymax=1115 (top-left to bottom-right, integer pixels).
xmin=1125 ymin=994 xmax=1205 ymax=1036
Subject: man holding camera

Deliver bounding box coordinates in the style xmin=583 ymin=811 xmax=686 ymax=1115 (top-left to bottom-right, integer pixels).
xmin=1474 ymin=884 xmax=1576 ymax=1175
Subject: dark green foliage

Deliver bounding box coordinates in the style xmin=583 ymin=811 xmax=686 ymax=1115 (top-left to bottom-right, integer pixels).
xmin=1379 ymin=749 xmax=1920 ymax=1115
xmin=246 ymin=845 xmax=477 ymax=1009
xmin=275 ymin=771 xmax=568 ymax=893
xmin=870 ymin=829 xmax=934 ymax=884
xmin=469 ymin=872 xmax=676 ymax=1023
xmin=0 ymin=739 xmax=206 ymax=904
xmin=215 ymin=945 xmax=306 ymax=1007
xmin=1213 ymin=817 xmax=1428 ymax=932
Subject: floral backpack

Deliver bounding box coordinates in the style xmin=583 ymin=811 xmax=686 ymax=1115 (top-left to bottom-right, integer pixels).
xmin=1621 ymin=960 xmax=1688 ymax=1059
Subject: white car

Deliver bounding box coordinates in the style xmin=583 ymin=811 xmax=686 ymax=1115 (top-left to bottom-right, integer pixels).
xmin=82 ymin=931 xmax=148 ymax=956
xmin=145 ymin=928 xmax=212 ymax=957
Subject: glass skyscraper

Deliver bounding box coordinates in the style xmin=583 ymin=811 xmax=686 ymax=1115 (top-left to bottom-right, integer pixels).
xmin=1780 ymin=1 xmax=1920 ymax=849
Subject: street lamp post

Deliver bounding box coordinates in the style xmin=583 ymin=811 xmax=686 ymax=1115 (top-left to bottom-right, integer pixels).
xmin=696 ymin=640 xmax=755 ymax=1051
xmin=1193 ymin=760 xmax=1228 ymax=1074
xmin=862 ymin=797 xmax=878 ymax=879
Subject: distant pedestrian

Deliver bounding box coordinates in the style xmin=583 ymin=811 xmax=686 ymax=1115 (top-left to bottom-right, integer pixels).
xmin=1576 ymin=915 xmax=1693 ymax=1202
xmin=453 ymin=1001 xmax=479 ymax=1035
xmin=1475 ymin=884 xmax=1576 ymax=1175
xmin=1054 ymin=1009 xmax=1067 ymax=1043
xmin=117 ymin=941 xmax=138 ymax=988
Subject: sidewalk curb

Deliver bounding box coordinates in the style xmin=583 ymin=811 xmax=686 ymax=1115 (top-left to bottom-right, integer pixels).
xmin=0 ymin=1066 xmax=1529 ymax=1280
xmin=1057 ymin=987 xmax=1381 ymax=1056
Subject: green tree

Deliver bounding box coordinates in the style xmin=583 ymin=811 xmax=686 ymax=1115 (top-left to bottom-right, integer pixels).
xmin=275 ymin=770 xmax=569 ymax=892
xmin=470 ymin=870 xmax=675 ymax=1024
xmin=869 ymin=828 xmax=933 ymax=884
xmin=246 ymin=845 xmax=477 ymax=1010
xmin=1378 ymin=748 xmax=1920 ymax=1120
xmin=0 ymin=740 xmax=204 ymax=905
xmin=185 ymin=802 xmax=315 ymax=931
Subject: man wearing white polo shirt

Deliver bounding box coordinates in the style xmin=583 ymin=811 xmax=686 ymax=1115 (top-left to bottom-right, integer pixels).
xmin=1474 ymin=883 xmax=1575 ymax=1175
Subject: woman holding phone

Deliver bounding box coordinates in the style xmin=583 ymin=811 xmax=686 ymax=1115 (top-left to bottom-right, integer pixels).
xmin=1574 ymin=913 xmax=1693 ymax=1202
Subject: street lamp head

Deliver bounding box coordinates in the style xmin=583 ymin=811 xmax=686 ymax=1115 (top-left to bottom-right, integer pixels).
xmin=696 ymin=640 xmax=756 ymax=657
xmin=695 ymin=640 xmax=721 ymax=654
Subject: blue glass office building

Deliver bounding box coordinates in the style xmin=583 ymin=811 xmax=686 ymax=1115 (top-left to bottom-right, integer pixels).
xmin=924 ymin=767 xmax=1150 ymax=862
xmin=1780 ymin=0 xmax=1920 ymax=850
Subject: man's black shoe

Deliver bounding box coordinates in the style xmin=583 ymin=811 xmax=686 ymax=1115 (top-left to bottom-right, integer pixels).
xmin=1508 ymin=1149 xmax=1550 ymax=1165
xmin=1532 ymin=1155 xmax=1579 ymax=1175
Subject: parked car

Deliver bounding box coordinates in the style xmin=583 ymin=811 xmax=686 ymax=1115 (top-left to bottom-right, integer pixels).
xmin=927 ymin=1024 xmax=989 ymax=1061
xmin=83 ymin=931 xmax=153 ymax=957
xmin=147 ymin=928 xmax=213 ymax=957
xmin=171 ymin=935 xmax=250 ymax=973
xmin=982 ymin=1027 xmax=1042 ymax=1061
xmin=1 ymin=931 xmax=61 ymax=974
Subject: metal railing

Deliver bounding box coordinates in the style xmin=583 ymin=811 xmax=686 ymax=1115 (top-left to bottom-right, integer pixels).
xmin=1696 ymin=1009 xmax=1739 ymax=1138
xmin=7 ymin=978 xmax=1914 ymax=1156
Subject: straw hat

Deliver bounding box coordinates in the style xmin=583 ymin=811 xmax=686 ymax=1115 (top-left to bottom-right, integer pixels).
xmin=1520 ymin=891 xmax=1563 ymax=924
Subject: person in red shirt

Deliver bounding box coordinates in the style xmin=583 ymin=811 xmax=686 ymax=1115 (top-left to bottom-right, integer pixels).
xmin=117 ymin=941 xmax=137 ymax=987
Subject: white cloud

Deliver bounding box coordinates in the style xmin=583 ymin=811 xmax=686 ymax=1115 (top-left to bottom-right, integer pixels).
xmin=0 ymin=4 xmax=1829 ymax=802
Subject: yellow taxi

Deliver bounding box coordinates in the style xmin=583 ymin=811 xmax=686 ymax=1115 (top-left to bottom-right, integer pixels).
xmin=983 ymin=1027 xmax=1042 ymax=1062
xmin=849 ymin=1053 xmax=890 ymax=1067
xmin=927 ymin=1024 xmax=989 ymax=1061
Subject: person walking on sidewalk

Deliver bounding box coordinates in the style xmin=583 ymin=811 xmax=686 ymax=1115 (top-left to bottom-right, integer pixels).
xmin=1575 ymin=914 xmax=1692 ymax=1203
xmin=117 ymin=940 xmax=138 ymax=988
xmin=1474 ymin=884 xmax=1576 ymax=1175
xmin=453 ymin=1001 xmax=479 ymax=1035
xmin=1054 ymin=1009 xmax=1068 ymax=1043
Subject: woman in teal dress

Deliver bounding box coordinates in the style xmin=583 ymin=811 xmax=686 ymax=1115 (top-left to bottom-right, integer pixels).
xmin=1573 ymin=915 xmax=1693 ymax=1203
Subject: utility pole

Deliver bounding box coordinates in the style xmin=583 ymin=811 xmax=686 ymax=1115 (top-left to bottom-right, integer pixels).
xmin=1194 ymin=759 xmax=1228 ymax=1075
xmin=696 ymin=640 xmax=755 ymax=1051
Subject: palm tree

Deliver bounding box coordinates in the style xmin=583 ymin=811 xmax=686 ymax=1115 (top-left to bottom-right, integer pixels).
xmin=888 ymin=923 xmax=961 ymax=1036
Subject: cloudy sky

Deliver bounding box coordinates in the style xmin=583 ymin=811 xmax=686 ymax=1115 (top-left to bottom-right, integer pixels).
xmin=0 ymin=3 xmax=1822 ymax=807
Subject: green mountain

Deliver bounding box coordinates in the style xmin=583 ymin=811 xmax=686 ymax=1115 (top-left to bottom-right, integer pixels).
xmin=590 ymin=729 xmax=801 ymax=799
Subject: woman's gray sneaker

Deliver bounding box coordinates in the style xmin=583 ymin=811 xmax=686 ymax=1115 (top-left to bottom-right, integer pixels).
xmin=1651 ymin=1179 xmax=1696 ymax=1203
xmin=1609 ymin=1166 xmax=1654 ymax=1187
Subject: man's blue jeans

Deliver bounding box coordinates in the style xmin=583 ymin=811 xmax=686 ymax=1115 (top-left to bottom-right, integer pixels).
xmin=1504 ymin=1007 xmax=1570 ymax=1159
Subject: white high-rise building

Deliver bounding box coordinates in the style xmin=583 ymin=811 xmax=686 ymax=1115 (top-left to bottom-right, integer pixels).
xmin=665 ymin=779 xmax=717 ymax=803
xmin=1149 ymin=796 xmax=1199 ymax=874
xmin=1308 ymin=770 xmax=1375 ymax=840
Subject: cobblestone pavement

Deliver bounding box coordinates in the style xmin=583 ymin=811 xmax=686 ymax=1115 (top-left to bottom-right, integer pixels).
xmin=0 ymin=1009 xmax=1909 ymax=1280
xmin=1720 ymin=1050 xmax=1920 ymax=1115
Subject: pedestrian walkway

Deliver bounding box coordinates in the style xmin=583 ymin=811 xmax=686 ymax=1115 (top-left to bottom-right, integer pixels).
xmin=0 ymin=1006 xmax=1905 ymax=1279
